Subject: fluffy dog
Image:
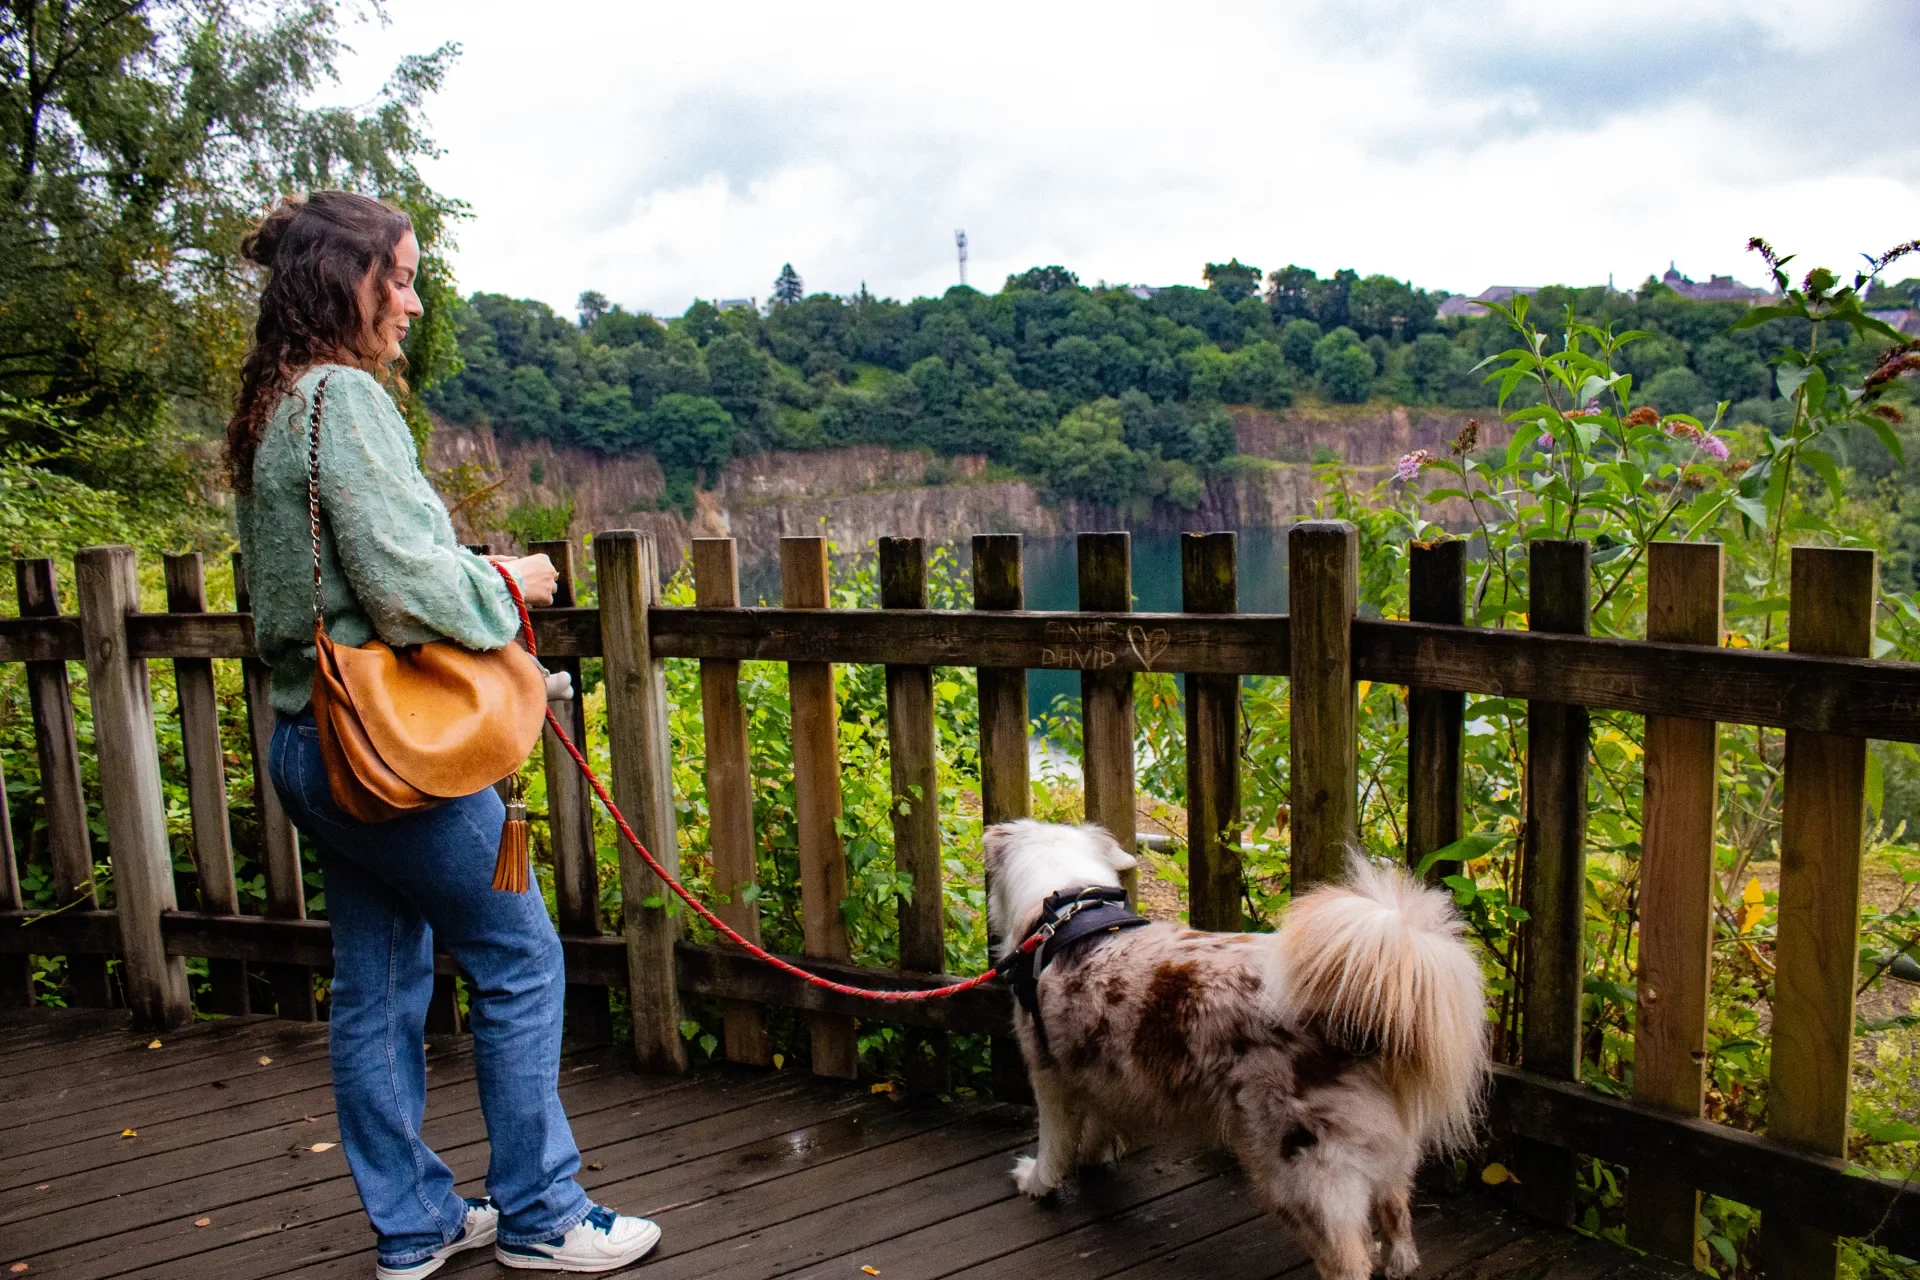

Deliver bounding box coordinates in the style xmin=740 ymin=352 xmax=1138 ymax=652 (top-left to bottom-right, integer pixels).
xmin=985 ymin=820 xmax=1487 ymax=1280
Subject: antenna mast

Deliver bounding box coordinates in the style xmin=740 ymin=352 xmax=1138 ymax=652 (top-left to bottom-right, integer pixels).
xmin=955 ymin=229 xmax=968 ymax=286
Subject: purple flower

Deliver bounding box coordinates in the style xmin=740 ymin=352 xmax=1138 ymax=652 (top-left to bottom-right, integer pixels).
xmin=1537 ymin=432 xmax=1555 ymax=452
xmin=1700 ymin=433 xmax=1730 ymax=461
xmin=1396 ymin=449 xmax=1431 ymax=482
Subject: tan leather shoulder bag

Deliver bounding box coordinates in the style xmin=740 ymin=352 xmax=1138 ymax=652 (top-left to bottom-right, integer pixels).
xmin=302 ymin=374 xmax=548 ymax=826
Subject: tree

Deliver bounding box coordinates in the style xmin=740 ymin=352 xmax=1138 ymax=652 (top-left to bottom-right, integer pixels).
xmin=1280 ymin=319 xmax=1322 ymax=370
xmin=0 ymin=0 xmax=465 ymax=484
xmin=772 ymin=263 xmax=804 ymax=307
xmin=1313 ymin=328 xmax=1375 ymax=403
xmin=1267 ymin=265 xmax=1321 ymax=322
xmin=1405 ymin=333 xmax=1458 ymax=402
xmin=1004 ymin=265 xmax=1081 ymax=295
xmin=1203 ymin=258 xmax=1262 ymax=304
xmin=644 ymin=393 xmax=736 ymax=472
xmin=1020 ymin=398 xmax=1149 ymax=506
xmin=577 ymin=291 xmax=610 ymax=328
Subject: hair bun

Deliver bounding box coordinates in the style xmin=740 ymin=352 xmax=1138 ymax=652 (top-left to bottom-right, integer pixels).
xmin=241 ymin=196 xmax=305 ymax=267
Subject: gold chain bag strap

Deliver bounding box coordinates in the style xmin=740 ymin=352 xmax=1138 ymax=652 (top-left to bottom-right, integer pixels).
xmin=303 ymin=374 xmax=548 ymax=848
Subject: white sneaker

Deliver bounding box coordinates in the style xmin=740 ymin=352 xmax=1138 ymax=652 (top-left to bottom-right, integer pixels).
xmin=496 ymin=1204 xmax=662 ymax=1272
xmin=375 ymin=1198 xmax=499 ymax=1279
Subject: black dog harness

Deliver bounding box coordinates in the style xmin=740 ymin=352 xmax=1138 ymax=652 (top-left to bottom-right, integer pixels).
xmin=993 ymin=886 xmax=1149 ymax=1054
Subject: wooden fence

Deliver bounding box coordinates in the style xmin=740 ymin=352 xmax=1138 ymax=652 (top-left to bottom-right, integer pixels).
xmin=1 ymin=524 xmax=1917 ymax=1274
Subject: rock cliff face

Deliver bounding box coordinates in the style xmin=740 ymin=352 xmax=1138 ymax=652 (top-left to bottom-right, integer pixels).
xmin=426 ymin=403 xmax=1500 ymax=570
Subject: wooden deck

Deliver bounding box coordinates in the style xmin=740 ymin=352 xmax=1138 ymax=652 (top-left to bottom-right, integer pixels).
xmin=0 ymin=1008 xmax=1689 ymax=1280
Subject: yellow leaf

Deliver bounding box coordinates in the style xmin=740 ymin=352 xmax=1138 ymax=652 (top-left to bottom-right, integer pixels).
xmin=863 ymin=1269 xmax=881 ymax=1276
xmin=1480 ymin=1162 xmax=1510 ymax=1185
xmin=257 ymin=1056 xmax=273 ymax=1066
xmin=121 ymin=1129 xmax=137 ymax=1138
xmin=772 ymin=1053 xmax=785 ymax=1070
xmin=146 ymin=1039 xmax=162 ymax=1049
xmin=870 ymin=1082 xmax=895 ymax=1095
xmin=1357 ymin=680 xmax=1372 ymax=702
xmin=194 ymin=1218 xmax=212 ymax=1228
xmin=1743 ymin=877 xmax=1764 ymax=906
xmin=310 ymin=1142 xmax=336 ymax=1153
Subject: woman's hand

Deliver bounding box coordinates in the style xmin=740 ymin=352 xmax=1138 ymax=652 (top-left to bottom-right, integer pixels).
xmin=501 ymin=554 xmax=557 ymax=607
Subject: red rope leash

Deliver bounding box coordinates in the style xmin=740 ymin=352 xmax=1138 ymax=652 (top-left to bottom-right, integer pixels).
xmin=495 ymin=563 xmax=1021 ymax=1004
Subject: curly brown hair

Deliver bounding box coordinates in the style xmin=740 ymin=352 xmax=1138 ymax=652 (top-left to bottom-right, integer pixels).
xmin=225 ymin=191 xmax=414 ymax=493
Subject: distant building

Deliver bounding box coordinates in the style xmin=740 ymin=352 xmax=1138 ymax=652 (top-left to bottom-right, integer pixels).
xmin=1437 ymin=285 xmax=1542 ymax=318
xmin=1869 ymin=308 xmax=1920 ymax=336
xmin=1659 ymin=263 xmax=1773 ymax=303
xmin=1124 ymin=285 xmax=1163 ymax=300
xmin=716 ymin=297 xmax=756 ymax=312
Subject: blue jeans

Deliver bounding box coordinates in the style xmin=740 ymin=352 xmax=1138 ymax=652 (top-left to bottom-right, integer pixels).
xmin=270 ymin=713 xmax=590 ymax=1267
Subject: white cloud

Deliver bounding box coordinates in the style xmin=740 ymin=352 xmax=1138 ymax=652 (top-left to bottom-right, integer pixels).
xmin=330 ymin=0 xmax=1920 ymax=318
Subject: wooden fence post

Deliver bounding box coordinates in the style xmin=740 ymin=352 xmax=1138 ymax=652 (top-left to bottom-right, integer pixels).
xmin=74 ymin=545 xmax=192 ymax=1030
xmin=532 ymin=538 xmax=612 ymax=1046
xmin=972 ymin=533 xmax=1034 ymax=1103
xmin=16 ymin=559 xmax=111 ymax=1007
xmin=781 ymin=536 xmax=859 ymax=1079
xmin=1407 ymin=539 xmax=1466 ymax=883
xmin=1515 ymin=538 xmax=1591 ymax=1225
xmin=691 ymin=538 xmax=771 ymax=1066
xmin=1288 ymin=520 xmax=1358 ymax=891
xmin=881 ymin=537 xmax=949 ymax=1095
xmin=1078 ymin=532 xmax=1138 ymax=901
xmin=232 ymin=552 xmax=315 ymax=1020
xmin=595 ymin=530 xmax=686 ymax=1073
xmin=1757 ymin=546 xmax=1876 ymax=1278
xmin=163 ymin=553 xmax=247 ymax=1016
xmin=1627 ymin=541 xmax=1724 ymax=1263
xmin=1182 ymin=532 xmax=1242 ymax=931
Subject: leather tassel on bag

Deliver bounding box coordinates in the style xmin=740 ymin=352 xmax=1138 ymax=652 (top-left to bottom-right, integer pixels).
xmin=493 ymin=794 xmax=530 ymax=893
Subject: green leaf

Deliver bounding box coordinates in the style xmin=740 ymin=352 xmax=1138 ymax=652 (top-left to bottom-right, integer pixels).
xmin=1776 ymin=362 xmax=1813 ymax=399
xmin=1865 ymin=413 xmax=1906 ymax=466
xmin=1801 ymin=447 xmax=1843 ymax=499
xmin=679 ymin=1018 xmax=701 ymax=1040
xmin=1861 ymin=1116 xmax=1920 ymax=1145
xmin=1730 ymin=303 xmax=1804 ymax=331
xmin=1731 ymin=494 xmax=1768 ymax=527
xmin=1868 ymin=748 xmax=1885 ymax=817
xmin=1414 ymin=832 xmax=1501 ymax=878
xmin=1441 ymin=874 xmax=1478 ymax=906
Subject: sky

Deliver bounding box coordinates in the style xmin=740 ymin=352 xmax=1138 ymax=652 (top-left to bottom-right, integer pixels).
xmin=329 ymin=0 xmax=1920 ymax=321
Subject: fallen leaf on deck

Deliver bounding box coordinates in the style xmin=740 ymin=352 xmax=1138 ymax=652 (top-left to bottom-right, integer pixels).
xmin=34 ymin=1186 xmax=48 ymax=1192
xmin=1480 ymin=1162 xmax=1512 ymax=1185
xmin=146 ymin=1039 xmax=162 ymax=1049
xmin=194 ymin=1218 xmax=212 ymax=1228
xmin=120 ymin=1129 xmax=137 ymax=1138
xmin=302 ymin=1117 xmax=316 ymax=1123
xmin=257 ymin=1056 xmax=273 ymax=1066
xmin=862 ymin=1268 xmax=880 ymax=1276
xmin=772 ymin=1053 xmax=784 ymax=1069
xmin=869 ymin=1082 xmax=894 ymax=1095
xmin=11 ymin=1261 xmax=29 ymax=1272
xmin=310 ymin=1142 xmax=337 ymax=1153
xmin=587 ymin=1162 xmax=604 ymax=1171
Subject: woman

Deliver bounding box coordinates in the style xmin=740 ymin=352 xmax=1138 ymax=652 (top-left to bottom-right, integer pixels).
xmin=227 ymin=191 xmax=661 ymax=1278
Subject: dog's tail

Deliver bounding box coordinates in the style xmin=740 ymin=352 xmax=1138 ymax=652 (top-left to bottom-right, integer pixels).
xmin=1274 ymin=858 xmax=1488 ymax=1151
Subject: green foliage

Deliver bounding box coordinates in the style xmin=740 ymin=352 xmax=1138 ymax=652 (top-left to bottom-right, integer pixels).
xmin=0 ymin=0 xmax=467 ymax=485
xmin=1313 ymin=327 xmax=1376 ymax=403
xmin=502 ymin=494 xmax=574 ymax=547
xmin=1203 ymin=258 xmax=1262 ymax=303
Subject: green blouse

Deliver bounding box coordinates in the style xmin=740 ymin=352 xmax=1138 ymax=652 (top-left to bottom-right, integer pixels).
xmin=236 ymin=364 xmax=521 ymax=715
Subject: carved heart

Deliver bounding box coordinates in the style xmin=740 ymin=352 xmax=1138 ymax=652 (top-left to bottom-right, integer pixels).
xmin=1127 ymin=626 xmax=1171 ymax=671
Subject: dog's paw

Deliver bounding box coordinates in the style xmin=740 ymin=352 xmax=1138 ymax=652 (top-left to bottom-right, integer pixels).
xmin=1382 ymin=1241 xmax=1419 ymax=1279
xmin=1011 ymin=1154 xmax=1059 ymax=1198
xmin=1081 ymin=1132 xmax=1127 ymax=1167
